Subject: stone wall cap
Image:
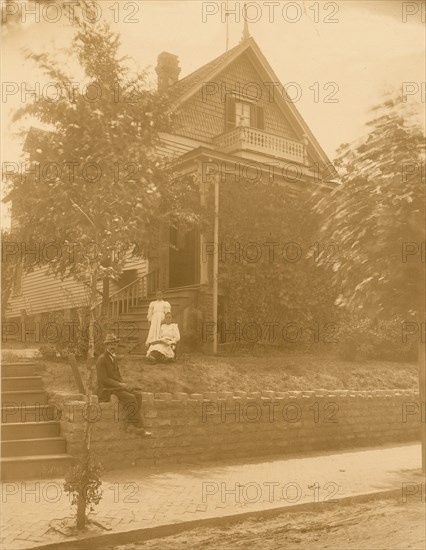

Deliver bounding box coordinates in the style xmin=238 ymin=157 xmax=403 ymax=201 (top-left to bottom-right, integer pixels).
xmin=155 ymin=393 xmax=173 ymax=400
xmin=190 ymin=394 xmax=203 ymax=401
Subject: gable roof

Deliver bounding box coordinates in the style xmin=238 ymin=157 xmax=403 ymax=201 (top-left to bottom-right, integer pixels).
xmin=168 ymin=41 xmax=248 ymax=101
xmin=168 ymin=37 xmax=333 ymax=169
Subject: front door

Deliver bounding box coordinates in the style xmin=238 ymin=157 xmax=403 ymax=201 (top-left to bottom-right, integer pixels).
xmin=168 ymin=226 xmax=199 ymax=288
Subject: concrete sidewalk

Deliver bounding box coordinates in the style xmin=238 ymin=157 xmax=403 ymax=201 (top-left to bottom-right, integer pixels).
xmin=0 ymin=443 xmax=424 ymax=550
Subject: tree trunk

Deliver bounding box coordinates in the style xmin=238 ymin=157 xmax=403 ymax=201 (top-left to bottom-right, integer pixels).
xmin=418 ymin=276 xmax=426 ymax=474
xmin=76 ymin=493 xmax=86 ymax=529
xmin=76 ymin=261 xmax=99 ymax=529
xmin=419 ymin=339 xmax=426 ymax=474
xmin=88 ymin=263 xmax=99 ymax=359
xmin=76 ymin=355 xmax=96 ymax=529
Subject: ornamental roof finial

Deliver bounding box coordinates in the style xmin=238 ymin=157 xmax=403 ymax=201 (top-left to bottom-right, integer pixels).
xmin=241 ymin=2 xmax=250 ymax=42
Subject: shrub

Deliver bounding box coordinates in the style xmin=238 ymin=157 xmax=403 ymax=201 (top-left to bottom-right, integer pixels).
xmin=337 ymin=315 xmax=417 ymax=362
xmin=39 ymin=308 xmax=90 ymax=360
xmin=38 ymin=344 xmax=62 ymax=360
xmin=64 ymin=458 xmax=103 ymax=528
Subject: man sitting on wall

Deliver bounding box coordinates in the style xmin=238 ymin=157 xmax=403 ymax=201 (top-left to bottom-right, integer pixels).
xmin=146 ymin=312 xmax=180 ymax=364
xmin=96 ymin=334 xmax=151 ymax=437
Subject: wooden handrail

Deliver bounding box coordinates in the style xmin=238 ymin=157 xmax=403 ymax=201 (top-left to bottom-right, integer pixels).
xmin=91 ymin=269 xmax=159 ymax=319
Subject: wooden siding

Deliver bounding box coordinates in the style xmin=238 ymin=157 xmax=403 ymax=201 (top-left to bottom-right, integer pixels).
xmin=6 ymin=258 xmax=149 ymax=318
xmin=157 ymin=133 xmax=203 ymax=159
xmin=119 ymin=255 xmax=149 ymax=280
xmin=175 ymin=52 xmax=299 ymax=143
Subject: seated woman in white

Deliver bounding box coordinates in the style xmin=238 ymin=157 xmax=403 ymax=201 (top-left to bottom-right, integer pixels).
xmin=146 ymin=312 xmax=180 ymax=363
xmin=145 ymin=290 xmax=171 ymax=347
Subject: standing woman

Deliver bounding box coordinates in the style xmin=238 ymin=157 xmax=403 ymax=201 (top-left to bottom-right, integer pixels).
xmin=146 ymin=290 xmax=171 ymax=347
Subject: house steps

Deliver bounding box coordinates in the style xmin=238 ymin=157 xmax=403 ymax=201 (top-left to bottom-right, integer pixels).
xmin=2 ymin=376 xmax=44 ymax=391
xmin=1 ymin=361 xmax=73 ymax=480
xmin=2 ymin=437 xmax=66 ymax=457
xmin=115 ymin=286 xmax=200 ymax=354
xmin=1 ymin=455 xmax=72 ymax=481
xmin=2 ymin=404 xmax=59 ymax=423
xmin=2 ymin=362 xmax=41 ymax=378
xmin=2 ymin=390 xmax=48 ymax=405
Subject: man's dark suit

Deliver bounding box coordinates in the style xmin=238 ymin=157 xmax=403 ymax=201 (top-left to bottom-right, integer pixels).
xmin=96 ymin=350 xmax=144 ymax=427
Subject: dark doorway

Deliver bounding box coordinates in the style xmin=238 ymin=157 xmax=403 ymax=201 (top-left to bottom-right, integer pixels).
xmin=169 ymin=226 xmax=199 ymax=288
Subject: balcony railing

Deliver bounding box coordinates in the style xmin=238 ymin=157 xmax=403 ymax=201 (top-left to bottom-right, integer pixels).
xmin=213 ymin=127 xmax=307 ymax=164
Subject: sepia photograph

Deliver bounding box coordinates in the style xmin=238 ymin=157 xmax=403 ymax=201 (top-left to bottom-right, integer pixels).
xmin=1 ymin=1 xmax=425 ymax=549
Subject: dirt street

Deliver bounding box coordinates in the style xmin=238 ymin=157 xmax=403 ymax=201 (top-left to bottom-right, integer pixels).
xmin=110 ymin=497 xmax=425 ymax=550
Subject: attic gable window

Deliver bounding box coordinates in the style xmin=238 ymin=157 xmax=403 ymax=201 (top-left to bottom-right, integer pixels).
xmin=225 ymin=95 xmax=264 ymax=132
xmin=236 ymin=101 xmax=250 ymax=127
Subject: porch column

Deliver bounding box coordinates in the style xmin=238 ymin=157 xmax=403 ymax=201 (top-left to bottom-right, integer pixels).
xmin=158 ymin=223 xmax=169 ymax=290
xmin=212 ymin=173 xmax=219 ymax=354
xmin=198 ymin=161 xmax=209 ymax=285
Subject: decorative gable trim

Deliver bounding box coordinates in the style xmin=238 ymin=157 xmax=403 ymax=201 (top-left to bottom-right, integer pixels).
xmin=170 ymin=37 xmax=333 ymax=170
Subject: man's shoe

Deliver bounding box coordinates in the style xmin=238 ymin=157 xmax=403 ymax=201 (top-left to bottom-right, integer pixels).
xmin=126 ymin=425 xmax=152 ymax=437
xmin=146 ymin=355 xmax=156 ymax=364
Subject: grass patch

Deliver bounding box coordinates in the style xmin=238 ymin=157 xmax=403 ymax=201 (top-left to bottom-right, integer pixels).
xmin=35 ymin=350 xmax=418 ymax=395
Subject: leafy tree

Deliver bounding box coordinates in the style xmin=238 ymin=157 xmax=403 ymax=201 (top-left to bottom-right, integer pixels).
xmin=1 ymin=0 xmax=53 ymax=34
xmin=314 ymin=94 xmax=424 ymax=320
xmin=1 ymin=0 xmax=23 ymax=33
xmin=6 ymin=4 xmax=200 ymax=356
xmin=313 ymin=93 xmax=425 ymax=467
xmin=5 ymin=3 xmax=201 ymax=526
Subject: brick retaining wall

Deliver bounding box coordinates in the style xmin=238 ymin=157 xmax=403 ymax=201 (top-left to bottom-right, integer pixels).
xmin=50 ymin=390 xmax=423 ymax=471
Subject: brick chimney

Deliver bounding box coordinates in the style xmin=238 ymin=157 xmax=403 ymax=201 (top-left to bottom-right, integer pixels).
xmin=155 ymin=52 xmax=181 ymax=93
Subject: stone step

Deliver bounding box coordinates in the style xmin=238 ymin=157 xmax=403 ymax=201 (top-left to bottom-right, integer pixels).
xmin=128 ymin=300 xmax=190 ymax=316
xmin=1 ymin=437 xmax=67 ymax=458
xmin=2 ymin=390 xmax=48 ymax=406
xmin=1 ymin=404 xmax=60 ymax=424
xmin=2 ymin=422 xmax=60 ymax=440
xmin=1 ymin=361 xmax=38 ymax=366
xmin=1 ymin=376 xmax=43 ymax=391
xmin=1 ymin=363 xmax=39 ymax=378
xmin=115 ymin=315 xmax=149 ymax=326
xmin=1 ymin=454 xmax=72 ymax=481
xmin=114 ymin=324 xmax=148 ymax=336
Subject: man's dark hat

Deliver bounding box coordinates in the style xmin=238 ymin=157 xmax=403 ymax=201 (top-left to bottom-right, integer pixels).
xmin=104 ymin=333 xmax=120 ymax=344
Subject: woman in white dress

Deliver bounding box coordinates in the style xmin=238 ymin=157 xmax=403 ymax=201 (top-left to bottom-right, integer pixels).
xmin=146 ymin=312 xmax=180 ymax=363
xmin=145 ymin=290 xmax=171 ymax=346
